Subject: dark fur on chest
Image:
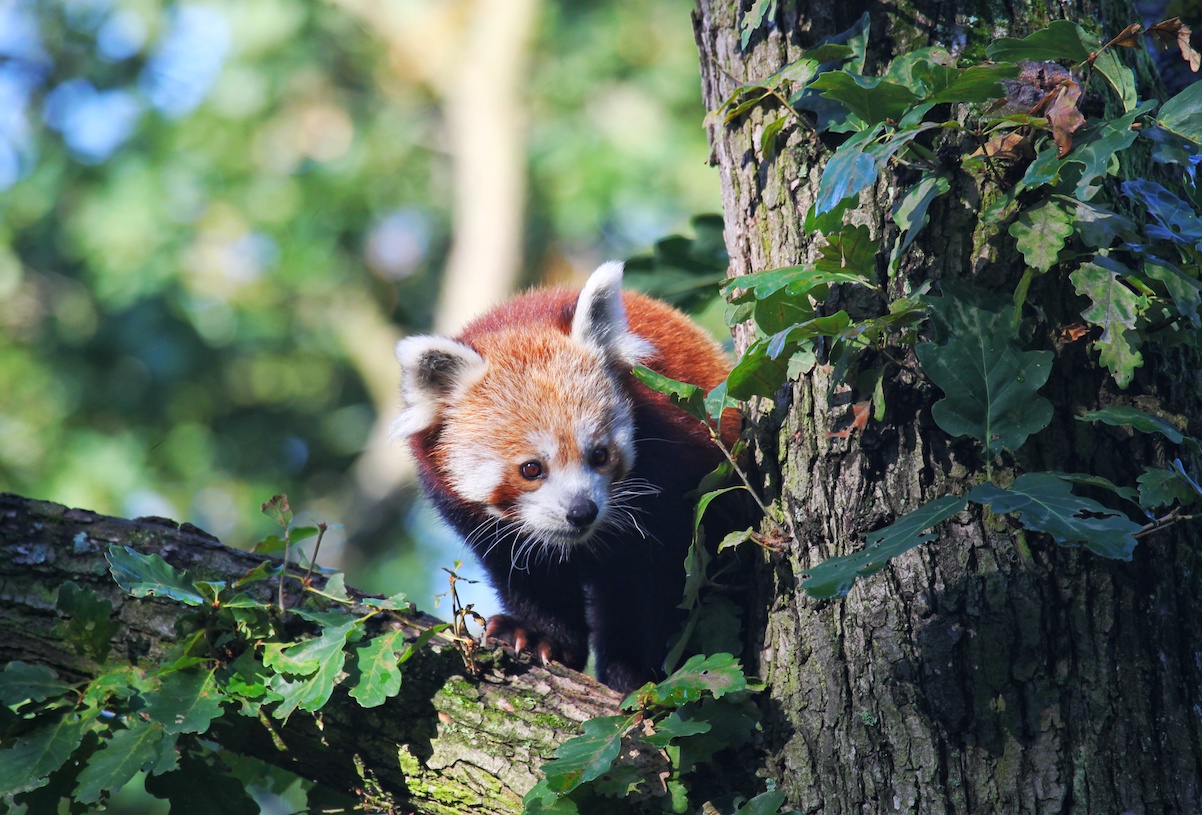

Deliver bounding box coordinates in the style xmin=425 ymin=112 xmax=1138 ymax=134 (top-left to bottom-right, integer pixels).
xmin=422 ymin=403 xmax=725 ymax=692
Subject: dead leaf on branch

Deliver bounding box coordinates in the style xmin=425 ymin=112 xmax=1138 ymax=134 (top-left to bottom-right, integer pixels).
xmin=1031 ymin=81 xmax=1085 ymax=157
xmin=1104 ymin=23 xmax=1143 ymax=50
xmin=972 ymin=130 xmax=1034 ymax=161
xmin=1058 ymin=323 xmax=1090 ymax=344
xmin=827 ymin=400 xmax=871 ymax=439
xmin=1148 ymin=17 xmax=1201 ymax=72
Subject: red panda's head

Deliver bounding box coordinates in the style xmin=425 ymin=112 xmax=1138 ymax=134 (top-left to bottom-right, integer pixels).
xmin=392 ymin=263 xmax=655 ymax=552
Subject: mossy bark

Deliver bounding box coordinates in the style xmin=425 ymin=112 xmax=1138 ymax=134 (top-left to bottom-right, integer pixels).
xmin=0 ymin=493 xmax=620 ymax=815
xmin=693 ymin=1 xmax=1202 ymax=812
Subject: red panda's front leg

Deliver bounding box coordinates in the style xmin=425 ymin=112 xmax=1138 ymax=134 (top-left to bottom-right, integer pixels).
xmin=477 ymin=556 xmax=590 ymax=672
xmin=485 ymin=613 xmax=587 ymax=670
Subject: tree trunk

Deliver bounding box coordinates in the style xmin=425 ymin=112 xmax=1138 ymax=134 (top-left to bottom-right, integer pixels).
xmin=694 ymin=1 xmax=1202 ymax=812
xmin=0 ymin=493 xmax=619 ymax=815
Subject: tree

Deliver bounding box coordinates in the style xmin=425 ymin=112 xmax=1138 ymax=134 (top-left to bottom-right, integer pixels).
xmin=692 ymin=0 xmax=1202 ymax=811
xmin=5 ymin=3 xmax=1202 ymax=815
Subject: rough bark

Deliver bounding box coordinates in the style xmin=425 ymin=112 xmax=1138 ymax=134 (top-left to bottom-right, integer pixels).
xmin=0 ymin=492 xmax=619 ymax=815
xmin=694 ymin=1 xmax=1202 ymax=813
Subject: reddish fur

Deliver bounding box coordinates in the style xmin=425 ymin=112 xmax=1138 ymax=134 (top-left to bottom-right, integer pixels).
xmin=410 ymin=286 xmax=734 ymax=506
xmin=405 ymin=280 xmax=739 ymax=691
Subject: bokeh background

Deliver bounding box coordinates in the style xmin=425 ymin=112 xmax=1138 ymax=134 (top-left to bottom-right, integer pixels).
xmin=0 ymin=0 xmax=725 ymax=616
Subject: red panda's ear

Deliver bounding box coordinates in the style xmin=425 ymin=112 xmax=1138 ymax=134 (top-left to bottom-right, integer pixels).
xmin=571 ymin=262 xmax=653 ymax=365
xmin=392 ymin=336 xmax=486 ymax=436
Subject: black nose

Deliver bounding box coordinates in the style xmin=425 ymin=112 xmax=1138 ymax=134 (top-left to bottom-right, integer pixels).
xmin=565 ymin=497 xmax=599 ymax=529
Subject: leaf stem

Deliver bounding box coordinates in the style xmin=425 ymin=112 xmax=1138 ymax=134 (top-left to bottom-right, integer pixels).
xmin=709 ymin=422 xmax=796 ymax=543
xmin=303 ymin=522 xmax=329 ymax=585
xmin=1134 ymin=507 xmax=1197 ymax=539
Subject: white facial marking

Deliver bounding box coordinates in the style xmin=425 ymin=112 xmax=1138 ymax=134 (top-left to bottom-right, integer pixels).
xmin=516 ymin=461 xmax=612 ymax=544
xmin=445 ymin=447 xmax=504 ymax=508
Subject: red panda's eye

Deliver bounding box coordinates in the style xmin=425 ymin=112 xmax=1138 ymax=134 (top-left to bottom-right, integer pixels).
xmin=589 ymin=446 xmax=609 ymax=467
xmin=519 ymin=461 xmax=543 ymax=480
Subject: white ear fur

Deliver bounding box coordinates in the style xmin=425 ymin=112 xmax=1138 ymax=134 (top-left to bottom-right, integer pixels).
xmin=570 ymin=262 xmax=653 ymax=364
xmin=392 ymin=336 xmax=486 ymax=437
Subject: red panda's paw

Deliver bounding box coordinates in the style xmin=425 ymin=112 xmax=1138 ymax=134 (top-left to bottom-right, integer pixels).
xmin=484 ymin=614 xmax=584 ymax=670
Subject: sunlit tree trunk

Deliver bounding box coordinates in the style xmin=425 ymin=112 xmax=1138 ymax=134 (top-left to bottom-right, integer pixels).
xmin=693 ymin=1 xmax=1202 ymax=811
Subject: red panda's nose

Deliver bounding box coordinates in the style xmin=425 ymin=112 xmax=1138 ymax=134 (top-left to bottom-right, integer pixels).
xmin=565 ymin=497 xmax=599 ymax=528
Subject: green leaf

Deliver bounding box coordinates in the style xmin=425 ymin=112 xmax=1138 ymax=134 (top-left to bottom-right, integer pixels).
xmin=1071 ymin=199 xmax=1137 ymax=249
xmin=800 ymin=495 xmax=966 ymax=599
xmin=1143 ymin=259 xmax=1202 ymax=329
xmin=74 ymin=720 xmax=177 ymax=804
xmin=631 ymin=365 xmax=707 ymax=422
xmin=892 ymin=173 xmax=950 ymax=256
xmin=725 ymin=337 xmax=794 ymax=400
xmin=349 ymin=629 xmax=406 ymax=708
xmin=735 ymin=790 xmax=790 ymax=815
xmin=968 ymin=473 xmax=1141 ymax=559
xmin=884 ymin=46 xmax=951 ymax=94
xmin=251 ymin=534 xmax=288 ymax=555
xmin=761 ymin=114 xmax=789 ymax=161
xmin=361 ymin=591 xmax=412 ymax=611
xmin=1120 ymin=179 xmax=1202 ymax=246
xmin=1157 ymin=79 xmax=1202 ymax=146
xmin=144 ymin=669 xmax=223 ymax=735
xmin=915 ymin=300 xmax=1053 ymax=457
xmin=692 ymin=486 xmax=748 ymax=542
xmin=924 ymin=63 xmax=1019 ymax=104
xmin=640 ymin=653 xmax=748 ymax=707
xmin=985 ymin=20 xmax=1095 ymax=63
xmin=1046 ymin=471 xmax=1140 ymax=505
xmin=740 ymin=0 xmax=776 ymax=49
xmin=813 ymin=123 xmax=885 ymax=215
xmin=321 ymin=572 xmax=350 ymax=602
xmin=538 ymin=714 xmax=633 ymax=795
xmin=264 ymin=618 xmax=360 ymax=718
xmin=106 ymin=546 xmax=205 ymax=606
xmin=0 ymin=715 xmax=88 ymax=795
xmin=1065 ymin=105 xmax=1148 ymax=199
xmin=803 ymin=192 xmax=856 ymax=234
xmin=1092 ymin=48 xmax=1137 ymax=113
xmin=751 ymin=285 xmax=814 ymax=334
xmin=1138 ymin=467 xmax=1202 ymax=509
xmin=705 ymin=380 xmax=735 ymax=424
xmin=724 ymin=265 xmax=871 ymax=300
xmin=1009 ymin=201 xmax=1073 ymax=272
xmin=53 ymin=582 xmax=120 ymax=662
xmin=260 ymin=494 xmax=292 ymax=528
xmin=813 ymin=224 xmax=879 ymax=282
xmin=221 ymin=651 xmax=271 ymax=700
xmin=0 ymin=662 xmax=74 ymax=707
xmin=809 ymin=73 xmax=918 ymax=126
xmin=1069 ymin=261 xmax=1146 ymax=388
xmin=766 ymin=312 xmax=853 ymax=358
xmin=641 ymin=710 xmax=712 ymax=748
xmin=1077 ymin=405 xmax=1187 ymax=445
xmin=1018 ymin=145 xmax=1062 ymax=193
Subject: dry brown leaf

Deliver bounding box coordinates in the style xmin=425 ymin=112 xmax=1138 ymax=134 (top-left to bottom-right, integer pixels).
xmin=1044 ymin=82 xmax=1085 ymax=157
xmin=826 ymin=400 xmax=871 ymax=439
xmin=1058 ymin=323 xmax=1089 ymax=343
xmin=1104 ymin=23 xmax=1144 ymax=49
xmin=1148 ymin=17 xmax=1201 ymax=72
xmin=971 ymin=131 xmax=1033 ymax=161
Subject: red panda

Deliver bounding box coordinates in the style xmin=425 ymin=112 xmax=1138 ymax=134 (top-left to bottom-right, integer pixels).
xmin=393 ymin=262 xmax=736 ymax=692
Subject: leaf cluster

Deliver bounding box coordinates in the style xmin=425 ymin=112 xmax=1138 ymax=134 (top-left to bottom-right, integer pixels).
xmin=0 ymin=539 xmax=445 ymax=814
xmin=523 ymin=654 xmax=782 ymax=815
xmin=646 ymin=16 xmax=1202 ymax=598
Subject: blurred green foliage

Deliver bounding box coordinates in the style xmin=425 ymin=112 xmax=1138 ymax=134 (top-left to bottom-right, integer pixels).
xmin=0 ymin=0 xmax=718 ymax=605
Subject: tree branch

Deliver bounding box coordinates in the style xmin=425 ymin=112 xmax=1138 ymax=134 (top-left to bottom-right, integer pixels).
xmin=0 ymin=492 xmax=619 ymax=815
